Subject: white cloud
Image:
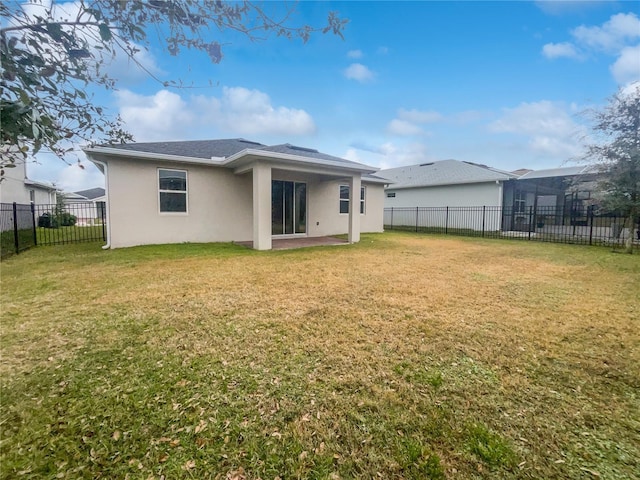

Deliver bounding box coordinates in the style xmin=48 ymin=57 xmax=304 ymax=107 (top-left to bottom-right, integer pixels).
xmin=540 ymin=12 xmax=640 ymax=85
xmin=347 ymin=49 xmax=363 ymax=59
xmin=116 ymin=90 xmax=193 ymax=141
xmin=387 ymin=119 xmax=424 ymax=136
xmin=571 ymin=12 xmax=640 ymax=53
xmin=56 ymin=161 xmax=105 ymax=192
xmin=386 ymin=108 xmax=443 ymax=136
xmin=116 ymin=86 xmax=316 ymax=142
xmin=344 ymin=63 xmax=374 ymax=82
xmin=377 ymin=46 xmax=389 ymax=55
xmin=610 ymin=45 xmax=640 ymax=85
xmin=348 ymin=141 xmax=431 ymax=169
xmin=488 ymin=101 xmax=587 ymax=160
xmin=342 ymin=148 xmax=362 ymax=162
xmin=542 ymin=42 xmax=581 ymax=59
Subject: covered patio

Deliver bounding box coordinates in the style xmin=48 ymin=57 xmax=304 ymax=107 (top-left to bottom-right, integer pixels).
xmin=236 ymin=235 xmax=349 ymax=250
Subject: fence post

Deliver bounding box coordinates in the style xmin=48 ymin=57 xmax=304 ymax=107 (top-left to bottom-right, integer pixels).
xmin=588 ymin=206 xmax=594 ymax=246
xmin=482 ymin=206 xmax=486 ymax=237
xmin=12 ymin=202 xmax=19 ymax=254
xmin=390 ymin=207 xmax=393 ymax=230
xmin=528 ymin=206 xmax=533 ymax=240
xmin=31 ymin=203 xmax=38 ymax=246
xmin=445 ymin=206 xmax=449 ymax=235
xmin=415 ymin=206 xmax=419 ymax=233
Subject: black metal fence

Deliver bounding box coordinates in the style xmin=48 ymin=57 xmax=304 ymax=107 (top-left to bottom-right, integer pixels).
xmin=1 ymin=202 xmax=106 ymax=259
xmin=384 ymin=206 xmax=640 ymax=249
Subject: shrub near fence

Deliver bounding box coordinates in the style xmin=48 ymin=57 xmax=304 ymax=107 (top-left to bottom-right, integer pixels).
xmin=384 ymin=206 xmax=640 ymax=249
xmin=0 ymin=202 xmax=106 ymax=259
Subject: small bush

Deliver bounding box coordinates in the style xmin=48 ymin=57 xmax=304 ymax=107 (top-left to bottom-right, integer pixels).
xmin=58 ymin=212 xmax=77 ymax=227
xmin=37 ymin=213 xmax=58 ymax=229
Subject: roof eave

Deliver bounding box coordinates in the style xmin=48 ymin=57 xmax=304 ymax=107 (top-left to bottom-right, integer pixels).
xmin=386 ymin=177 xmax=511 ymax=189
xmin=84 ymin=146 xmax=377 ymax=174
xmin=225 ymin=148 xmax=377 ymax=174
xmin=83 ymin=146 xmax=225 ymax=166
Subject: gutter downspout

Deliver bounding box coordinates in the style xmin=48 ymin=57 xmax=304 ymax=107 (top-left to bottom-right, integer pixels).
xmin=91 ymin=159 xmax=111 ymax=250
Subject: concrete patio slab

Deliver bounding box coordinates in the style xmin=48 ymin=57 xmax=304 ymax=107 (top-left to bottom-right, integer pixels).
xmin=236 ymin=236 xmax=349 ymax=250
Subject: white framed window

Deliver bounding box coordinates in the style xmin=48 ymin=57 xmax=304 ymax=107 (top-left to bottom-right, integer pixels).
xmin=29 ymin=189 xmax=35 ymax=203
xmin=158 ymin=168 xmax=187 ymax=213
xmin=386 ymin=192 xmax=396 ymax=198
xmin=339 ymin=185 xmax=366 ymax=214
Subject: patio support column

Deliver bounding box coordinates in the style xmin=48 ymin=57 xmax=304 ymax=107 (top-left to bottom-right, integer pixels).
xmin=252 ymin=163 xmax=272 ymax=250
xmin=348 ymin=174 xmax=361 ymax=244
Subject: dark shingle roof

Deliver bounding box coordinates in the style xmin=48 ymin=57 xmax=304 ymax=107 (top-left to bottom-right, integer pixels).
xmin=98 ymin=138 xmax=374 ymax=171
xmin=257 ymin=144 xmax=367 ymax=168
xmin=104 ymin=139 xmax=266 ymax=159
xmin=74 ymin=187 xmax=105 ymax=199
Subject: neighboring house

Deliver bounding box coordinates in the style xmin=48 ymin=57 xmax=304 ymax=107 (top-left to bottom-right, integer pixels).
xmin=83 ymin=139 xmax=386 ymax=250
xmin=501 ymin=165 xmax=600 ymax=230
xmin=380 ymin=160 xmax=606 ymax=234
xmin=379 ymin=160 xmax=518 ymax=230
xmin=0 ymin=159 xmax=56 ymax=204
xmin=62 ymin=187 xmax=106 ymax=226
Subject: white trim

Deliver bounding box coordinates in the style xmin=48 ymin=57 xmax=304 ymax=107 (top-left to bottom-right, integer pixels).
xmin=90 ymin=159 xmax=111 ymax=249
xmin=384 ymin=179 xmax=510 ymax=190
xmin=158 ymin=168 xmax=188 ymax=215
xmin=339 ymin=184 xmax=366 ymax=215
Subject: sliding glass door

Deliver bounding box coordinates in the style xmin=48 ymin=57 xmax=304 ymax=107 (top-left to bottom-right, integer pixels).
xmin=271 ymin=180 xmax=306 ymax=235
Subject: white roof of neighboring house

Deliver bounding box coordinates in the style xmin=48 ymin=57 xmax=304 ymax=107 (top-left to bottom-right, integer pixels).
xmin=517 ymin=165 xmax=596 ymax=179
xmin=24 ymin=178 xmax=56 ymax=191
xmin=378 ymin=159 xmax=517 ymax=189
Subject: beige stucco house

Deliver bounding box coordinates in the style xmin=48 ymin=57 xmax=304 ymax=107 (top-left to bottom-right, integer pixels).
xmin=83 ymin=139 xmax=386 ymax=250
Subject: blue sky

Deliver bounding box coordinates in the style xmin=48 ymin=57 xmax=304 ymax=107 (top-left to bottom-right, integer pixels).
xmin=26 ymin=0 xmax=640 ymax=191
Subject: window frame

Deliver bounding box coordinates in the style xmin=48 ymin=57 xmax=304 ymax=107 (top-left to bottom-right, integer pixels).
xmin=514 ymin=190 xmax=526 ymax=214
xmin=158 ymin=168 xmax=188 ymax=214
xmin=339 ymin=184 xmax=366 ymax=215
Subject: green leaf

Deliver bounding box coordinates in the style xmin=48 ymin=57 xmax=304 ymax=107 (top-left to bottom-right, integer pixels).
xmin=18 ymin=90 xmax=31 ymax=106
xmin=47 ymin=23 xmax=63 ymax=42
xmin=98 ymin=24 xmax=112 ymax=42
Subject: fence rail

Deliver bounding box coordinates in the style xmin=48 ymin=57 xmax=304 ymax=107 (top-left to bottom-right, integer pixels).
xmin=1 ymin=202 xmax=106 ymax=259
xmin=384 ymin=206 xmax=639 ymax=249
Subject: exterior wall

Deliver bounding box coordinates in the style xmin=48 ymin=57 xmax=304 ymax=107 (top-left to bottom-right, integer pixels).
xmin=385 ymin=182 xmax=503 ymax=232
xmin=105 ymin=159 xmax=385 ymax=248
xmin=307 ymin=180 xmax=384 ymax=237
xmin=0 ymin=161 xmax=56 ymax=204
xmin=31 ymin=187 xmax=55 ymax=204
xmin=384 ymin=182 xmax=503 ymax=208
xmin=0 ymin=161 xmax=29 ymax=204
xmin=106 ymin=158 xmax=253 ymax=248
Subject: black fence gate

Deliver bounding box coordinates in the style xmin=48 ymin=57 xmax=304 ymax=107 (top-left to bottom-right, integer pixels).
xmin=1 ymin=202 xmax=106 ymax=259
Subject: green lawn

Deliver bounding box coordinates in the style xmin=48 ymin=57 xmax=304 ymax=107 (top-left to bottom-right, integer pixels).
xmin=1 ymin=233 xmax=638 ymax=479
